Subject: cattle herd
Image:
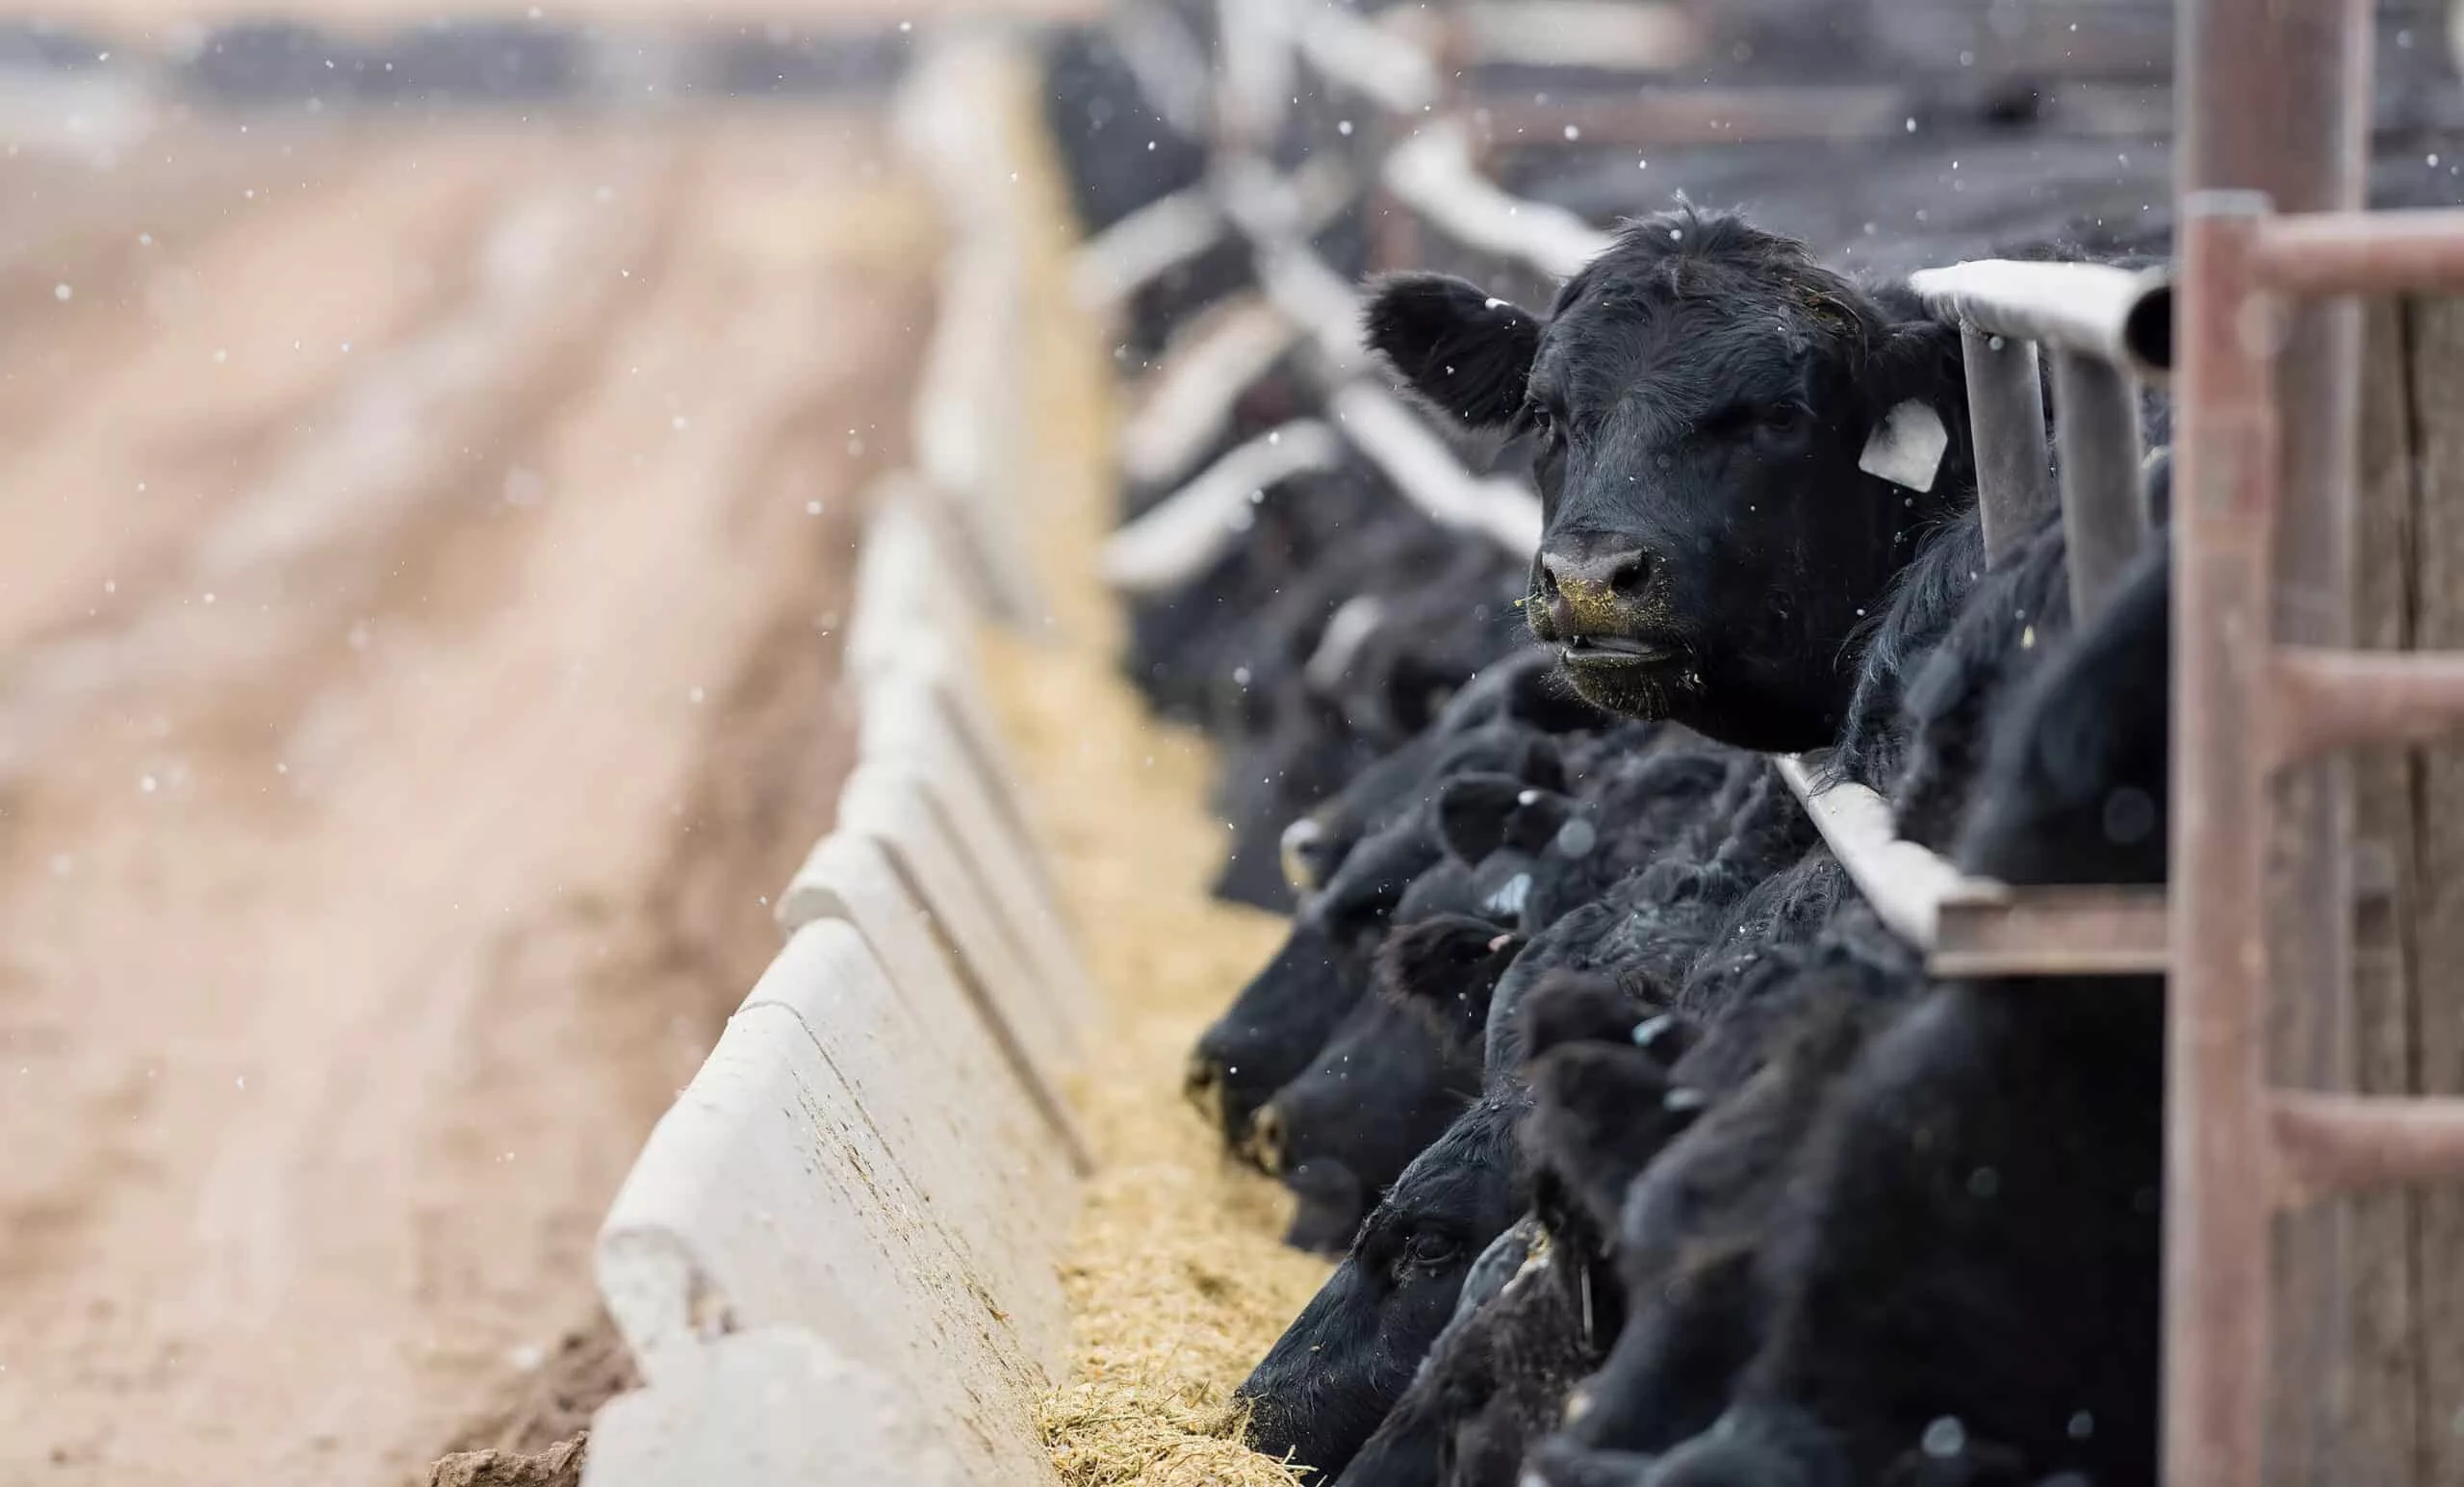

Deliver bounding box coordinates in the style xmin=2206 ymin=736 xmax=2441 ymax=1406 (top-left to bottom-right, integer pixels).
xmin=1040 ymin=6 xmax=2463 ymax=1486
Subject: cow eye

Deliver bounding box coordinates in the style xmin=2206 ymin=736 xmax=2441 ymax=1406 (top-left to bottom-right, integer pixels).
xmin=1758 ymin=401 xmax=1809 ymax=432
xmin=1403 ymin=1231 xmax=1462 ymax=1269
xmin=1522 ymin=400 xmax=1556 ymax=438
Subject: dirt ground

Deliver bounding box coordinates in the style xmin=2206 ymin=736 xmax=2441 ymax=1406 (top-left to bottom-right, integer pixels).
xmin=0 ymin=108 xmax=938 ymax=1484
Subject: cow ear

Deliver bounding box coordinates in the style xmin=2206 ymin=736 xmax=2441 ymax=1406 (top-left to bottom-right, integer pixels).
xmin=1870 ymin=311 xmax=1963 ymax=405
xmin=1860 ymin=313 xmax=1966 ymax=494
xmin=1502 ymin=792 xmax=1578 ymax=855
xmin=1363 ymin=272 xmax=1541 ymax=429
xmin=1514 ymin=969 xmax=1646 ymax=1062
xmin=1378 ymin=913 xmax=1516 ymax=1057
xmin=1515 ymin=733 xmax=1568 ymax=793
xmin=1524 ymin=1039 xmax=1705 ymax=1231
xmin=1436 ymin=772 xmax=1538 ymax=863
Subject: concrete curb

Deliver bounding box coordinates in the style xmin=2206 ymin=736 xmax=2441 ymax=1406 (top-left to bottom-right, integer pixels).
xmin=583 ymin=29 xmax=1087 ymax=1487
xmin=898 ymin=35 xmax=1051 ymax=634
xmin=584 ymin=1327 xmax=970 ymax=1487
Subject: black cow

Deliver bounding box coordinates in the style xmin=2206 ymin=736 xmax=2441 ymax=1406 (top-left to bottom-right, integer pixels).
xmin=1291 ymin=452 xmax=2153 ymax=1480
xmin=1232 ymin=744 xmax=1818 ymax=1471
xmin=1121 ymin=456 xmax=1407 ymax=731
xmin=1238 ymin=1088 xmax=1535 ymax=1478
xmin=1278 ymin=650 xmax=1607 ymax=898
xmin=1245 ymin=729 xmax=1785 ymax=1244
xmin=1339 ymin=973 xmax=1703 ymax=1487
xmin=1844 ymin=508 xmax=2072 ymax=854
xmin=1249 ymin=916 xmax=1512 ymax=1255
xmin=1572 ymin=542 xmax=2173 ymax=1487
xmin=1363 ymin=208 xmax=1975 ymax=753
xmin=1537 ymin=927 xmax=1918 ymax=1473
xmin=1207 ymin=533 xmax=1534 ymax=910
xmin=1245 ymin=766 xmax=1620 ymax=1251
xmin=1189 ymin=709 xmax=1572 ymax=1144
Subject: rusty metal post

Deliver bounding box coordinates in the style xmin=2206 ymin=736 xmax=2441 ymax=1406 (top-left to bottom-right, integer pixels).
xmin=2050 ymin=348 xmax=2151 ymax=617
xmin=1962 ymin=326 xmax=2055 ymax=567
xmin=2178 ymin=5 xmax=2369 ymax=1483
xmin=2167 ymin=191 xmax=2281 ymax=1487
xmin=2258 ymin=209 xmax=2464 ymax=293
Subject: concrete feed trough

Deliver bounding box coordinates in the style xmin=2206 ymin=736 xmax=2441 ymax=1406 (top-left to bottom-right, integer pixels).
xmin=578 ymin=36 xmax=1095 ymax=1487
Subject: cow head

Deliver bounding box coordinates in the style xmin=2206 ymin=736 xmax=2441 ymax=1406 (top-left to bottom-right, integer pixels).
xmin=1237 ymin=1091 xmax=1531 ymax=1478
xmin=1247 ymin=990 xmax=1479 ymax=1255
xmin=1364 ymin=209 xmax=1970 ymax=753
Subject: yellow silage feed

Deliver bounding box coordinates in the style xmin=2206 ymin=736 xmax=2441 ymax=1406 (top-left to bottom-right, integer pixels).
xmin=971 ymin=55 xmax=1336 ymax=1487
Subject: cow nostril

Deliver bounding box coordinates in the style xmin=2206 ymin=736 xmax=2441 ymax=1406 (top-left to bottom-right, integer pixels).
xmin=1249 ymin=1104 xmax=1288 ymax=1175
xmin=1539 ymin=548 xmax=1652 ymax=609
xmin=1605 ymin=551 xmax=1651 ymax=597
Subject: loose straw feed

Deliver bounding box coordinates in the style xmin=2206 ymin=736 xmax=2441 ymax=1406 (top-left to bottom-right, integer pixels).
xmin=977 ymin=64 xmax=1334 ymax=1486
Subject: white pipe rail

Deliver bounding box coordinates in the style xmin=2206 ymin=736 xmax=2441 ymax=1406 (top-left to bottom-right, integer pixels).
xmin=1213 ymin=0 xmax=1296 ymax=148
xmin=1253 ymin=240 xmax=1372 ymax=373
xmin=1776 ymin=753 xmax=2170 ymax=975
xmin=1454 ymin=1 xmax=1702 ymax=70
xmin=1774 ymin=753 xmax=1992 ymax=948
xmin=1218 ymin=150 xmax=1546 ymax=558
xmin=1288 ymin=0 xmax=1444 ymax=115
xmin=1073 ymin=154 xmax=1353 ymax=315
xmin=1381 ymin=117 xmax=1613 ymax=280
xmin=1117 ymin=295 xmax=1307 ymax=487
xmin=1907 ymin=259 xmax=2175 ymax=382
xmin=1102 ymin=0 xmax=1213 ymax=138
xmin=1069 ymin=188 xmax=1228 ymax=312
xmin=1330 ymin=381 xmax=1544 ymax=555
xmin=1098 ymin=419 xmax=1347 ymax=593
xmin=1217 ymin=150 xmax=1359 ymax=244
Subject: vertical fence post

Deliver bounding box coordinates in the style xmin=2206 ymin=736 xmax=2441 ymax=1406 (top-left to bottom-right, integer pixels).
xmin=2167 ymin=190 xmax=2281 ymax=1487
xmin=2178 ymin=5 xmax=2369 ymax=1480
xmin=2050 ymin=348 xmax=2151 ymax=617
xmin=1961 ymin=325 xmax=2055 ymax=566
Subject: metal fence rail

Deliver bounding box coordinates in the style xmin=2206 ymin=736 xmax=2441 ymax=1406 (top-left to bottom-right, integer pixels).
xmin=2170 ymin=184 xmax=2464 ymax=1487
xmin=1766 ymin=253 xmax=2177 ymax=982
xmin=1905 ymin=260 xmax=2172 ymax=608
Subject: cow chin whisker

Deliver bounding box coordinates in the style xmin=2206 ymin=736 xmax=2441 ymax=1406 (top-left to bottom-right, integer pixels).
xmin=1559 ymin=666 xmax=1688 ymax=723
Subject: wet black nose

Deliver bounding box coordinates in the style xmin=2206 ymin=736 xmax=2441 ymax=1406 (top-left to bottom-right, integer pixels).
xmin=1537 ymin=541 xmax=1654 ymax=622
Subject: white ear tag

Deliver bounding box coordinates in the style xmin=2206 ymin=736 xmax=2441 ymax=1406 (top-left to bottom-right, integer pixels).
xmin=1858 ymin=399 xmax=1949 ymax=494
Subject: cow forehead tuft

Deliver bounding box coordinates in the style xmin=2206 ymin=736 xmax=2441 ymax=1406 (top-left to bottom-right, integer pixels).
xmin=1791 ymin=283 xmax=1857 ymax=334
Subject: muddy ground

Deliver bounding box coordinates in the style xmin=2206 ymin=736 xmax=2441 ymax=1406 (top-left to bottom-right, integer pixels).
xmin=0 ymin=107 xmax=939 ymax=1484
